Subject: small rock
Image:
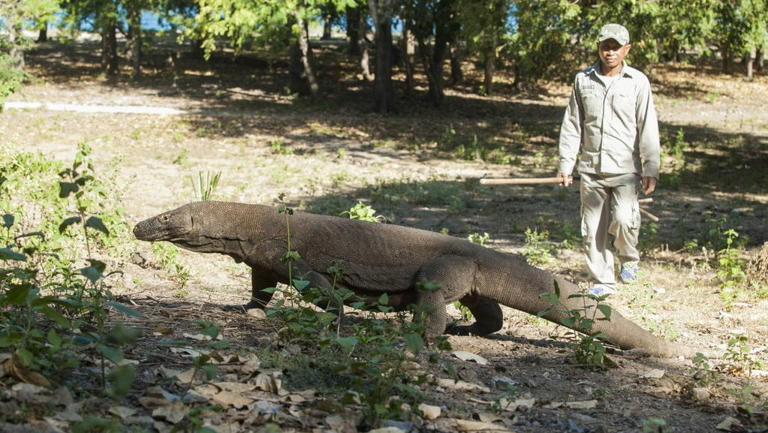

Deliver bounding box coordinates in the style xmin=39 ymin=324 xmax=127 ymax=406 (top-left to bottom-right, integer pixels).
xmin=452 ymin=351 xmax=489 ymax=365
xmin=716 ymin=416 xmax=741 ymax=431
xmin=640 ymin=369 xmax=665 ymax=379
xmin=692 ymin=387 xmax=710 ymax=401
xmin=418 ymin=403 xmax=441 ymax=420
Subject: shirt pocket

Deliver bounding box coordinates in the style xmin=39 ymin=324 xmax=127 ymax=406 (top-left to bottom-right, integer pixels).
xmin=610 ymin=89 xmax=637 ymax=138
xmin=581 ymin=90 xmax=602 ymax=122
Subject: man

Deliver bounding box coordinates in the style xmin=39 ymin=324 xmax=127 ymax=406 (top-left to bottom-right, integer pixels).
xmin=557 ymin=23 xmax=660 ymax=296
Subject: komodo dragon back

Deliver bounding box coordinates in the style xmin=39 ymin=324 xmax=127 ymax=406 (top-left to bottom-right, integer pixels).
xmin=134 ymin=201 xmax=695 ymax=358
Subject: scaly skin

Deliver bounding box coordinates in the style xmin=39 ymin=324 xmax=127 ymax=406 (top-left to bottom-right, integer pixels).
xmin=133 ymin=201 xmax=692 ymax=358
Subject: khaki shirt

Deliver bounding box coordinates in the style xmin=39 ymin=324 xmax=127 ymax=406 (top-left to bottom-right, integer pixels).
xmin=558 ymin=62 xmax=660 ymax=178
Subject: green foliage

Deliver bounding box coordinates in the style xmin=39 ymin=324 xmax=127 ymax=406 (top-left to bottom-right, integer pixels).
xmin=193 ymin=171 xmax=221 ymax=201
xmin=723 ymin=334 xmax=765 ymax=377
xmin=522 ymin=228 xmax=556 ymax=265
xmin=689 ymin=352 xmax=719 ymax=386
xmin=467 ymin=232 xmax=489 ymax=247
xmin=538 ymin=281 xmax=614 ymax=368
xmin=265 ymin=197 xmax=447 ymax=429
xmin=269 ymin=138 xmax=293 ymax=155
xmin=0 ymin=53 xmax=28 ymax=109
xmin=0 ymin=145 xmax=140 ymax=394
xmin=341 ymin=202 xmax=381 ymax=223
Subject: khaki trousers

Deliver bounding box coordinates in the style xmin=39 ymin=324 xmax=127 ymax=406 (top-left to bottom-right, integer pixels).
xmin=580 ymin=172 xmax=641 ymax=287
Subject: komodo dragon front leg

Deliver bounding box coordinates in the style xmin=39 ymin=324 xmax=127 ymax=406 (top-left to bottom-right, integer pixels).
xmin=415 ymin=255 xmax=494 ymax=337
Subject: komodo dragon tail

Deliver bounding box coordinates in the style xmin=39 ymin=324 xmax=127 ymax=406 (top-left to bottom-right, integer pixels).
xmin=484 ymin=262 xmax=695 ymax=358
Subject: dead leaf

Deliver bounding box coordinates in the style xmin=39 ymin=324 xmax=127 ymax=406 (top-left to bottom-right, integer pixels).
xmin=436 ymin=377 xmax=490 ymax=393
xmin=7 ymin=355 xmax=52 ymax=387
xmin=497 ymin=397 xmax=535 ymax=412
xmin=211 ymin=390 xmax=253 ymax=409
xmin=640 ymin=368 xmax=665 ymax=379
xmin=170 ymin=347 xmax=204 ymax=358
xmin=212 ymin=381 xmax=256 ymax=394
xmin=716 ymin=416 xmax=741 ymax=431
xmin=419 ymin=403 xmax=441 ymax=420
xmin=153 ymin=325 xmax=174 ymax=335
xmin=204 ymin=421 xmax=241 ymax=433
xmin=368 ymin=428 xmax=407 ymax=433
xmin=152 ymin=401 xmax=190 ymax=424
xmin=455 ymin=418 xmax=514 ymax=432
xmin=109 ymin=405 xmax=137 ymax=420
xmin=254 ymin=371 xmax=283 ymax=394
xmin=252 ymin=400 xmax=282 ymax=414
xmin=241 ymin=353 xmax=261 ymax=374
xmin=247 ymin=308 xmax=267 ymax=319
xmin=184 ymin=332 xmax=222 ymax=341
xmin=452 ymin=351 xmax=489 ymax=365
xmin=564 ymin=400 xmax=598 ymax=409
xmin=475 ymin=412 xmax=505 ymax=423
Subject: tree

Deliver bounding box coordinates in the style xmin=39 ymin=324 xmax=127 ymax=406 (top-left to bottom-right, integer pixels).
xmin=193 ymin=0 xmax=356 ymax=97
xmin=455 ymin=0 xmax=508 ymax=95
xmin=0 ymin=0 xmax=59 ymax=70
xmin=403 ymin=0 xmax=460 ymax=106
xmin=368 ymin=0 xmax=396 ymax=112
xmin=506 ymin=0 xmax=580 ymax=88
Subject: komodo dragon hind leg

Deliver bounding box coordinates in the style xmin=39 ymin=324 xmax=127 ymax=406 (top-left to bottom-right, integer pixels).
xmin=415 ymin=255 xmax=478 ymax=338
xmin=445 ymin=294 xmax=503 ymax=336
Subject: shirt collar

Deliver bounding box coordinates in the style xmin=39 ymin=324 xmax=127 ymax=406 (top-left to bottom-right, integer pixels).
xmin=589 ymin=61 xmax=635 ymax=78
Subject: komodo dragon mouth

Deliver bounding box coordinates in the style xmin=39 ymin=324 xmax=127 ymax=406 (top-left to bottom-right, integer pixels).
xmin=132 ymin=214 xmax=192 ymax=242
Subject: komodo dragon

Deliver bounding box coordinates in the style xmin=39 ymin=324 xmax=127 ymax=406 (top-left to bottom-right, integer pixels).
xmin=133 ymin=201 xmax=690 ymax=358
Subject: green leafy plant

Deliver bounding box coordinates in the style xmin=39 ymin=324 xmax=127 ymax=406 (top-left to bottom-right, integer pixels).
xmin=689 ymin=352 xmax=719 ymax=386
xmin=722 ymin=334 xmax=765 ymax=377
xmin=342 ymin=202 xmax=381 ymax=222
xmin=192 ymin=170 xmax=221 ymax=201
xmin=269 ymin=138 xmax=293 ymax=155
xmin=523 ymin=228 xmax=556 ymax=265
xmin=467 ymin=232 xmax=490 ymax=247
xmin=538 ymin=282 xmax=614 ymax=368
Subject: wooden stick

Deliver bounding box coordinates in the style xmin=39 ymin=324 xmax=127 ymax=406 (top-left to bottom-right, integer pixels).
xmin=639 ymin=207 xmax=659 ymax=222
xmin=479 ymin=177 xmax=563 ymax=185
xmin=638 ymin=197 xmax=653 ymax=204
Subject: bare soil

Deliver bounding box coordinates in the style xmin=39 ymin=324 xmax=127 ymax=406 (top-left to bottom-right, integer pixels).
xmin=2 ymin=39 xmax=767 ymax=433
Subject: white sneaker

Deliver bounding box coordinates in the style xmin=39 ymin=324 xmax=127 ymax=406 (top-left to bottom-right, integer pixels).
xmin=588 ymin=284 xmax=616 ymax=296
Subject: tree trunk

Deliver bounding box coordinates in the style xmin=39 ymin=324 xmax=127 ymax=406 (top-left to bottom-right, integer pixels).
xmin=289 ymin=17 xmax=319 ymax=97
xmin=37 ymin=23 xmax=48 ymax=43
xmin=483 ymin=53 xmax=495 ymax=95
xmin=8 ymin=24 xmax=25 ymax=69
xmin=757 ymin=47 xmax=764 ymax=73
xmin=403 ymin=21 xmax=416 ymax=95
xmin=746 ymin=49 xmax=755 ymax=79
xmin=427 ymin=32 xmax=449 ymax=106
xmin=722 ymin=44 xmax=730 ymax=74
xmin=128 ymin=5 xmax=142 ymax=78
xmin=347 ymin=6 xmax=361 ymax=55
xmin=449 ymin=43 xmax=462 ymax=87
xmin=322 ymin=14 xmax=333 ymax=40
xmin=368 ymin=0 xmax=395 ymax=113
xmin=101 ymin=17 xmax=119 ymax=75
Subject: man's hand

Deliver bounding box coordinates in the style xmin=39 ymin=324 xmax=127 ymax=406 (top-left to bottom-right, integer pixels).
xmin=558 ymin=172 xmax=573 ymax=187
xmin=642 ymin=176 xmax=657 ymax=195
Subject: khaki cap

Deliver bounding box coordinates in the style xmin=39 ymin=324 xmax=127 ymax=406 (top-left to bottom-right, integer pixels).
xmin=598 ymin=23 xmax=630 ymax=45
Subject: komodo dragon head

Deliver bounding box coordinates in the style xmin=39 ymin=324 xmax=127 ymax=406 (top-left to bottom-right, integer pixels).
xmin=133 ymin=201 xmax=242 ymax=253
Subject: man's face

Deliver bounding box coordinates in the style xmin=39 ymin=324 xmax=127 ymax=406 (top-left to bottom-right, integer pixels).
xmin=598 ymin=39 xmax=631 ymax=70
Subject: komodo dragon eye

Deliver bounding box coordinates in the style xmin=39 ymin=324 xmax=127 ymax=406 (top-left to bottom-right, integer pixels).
xmin=161 ymin=215 xmax=170 ymax=222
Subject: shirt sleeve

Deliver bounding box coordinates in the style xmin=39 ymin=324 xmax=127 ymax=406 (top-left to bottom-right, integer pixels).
xmin=558 ymin=76 xmax=583 ymax=176
xmin=635 ymin=76 xmax=660 ymax=178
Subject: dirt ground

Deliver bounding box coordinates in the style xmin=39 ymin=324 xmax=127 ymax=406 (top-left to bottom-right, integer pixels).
xmin=2 ymin=40 xmax=768 ymax=433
